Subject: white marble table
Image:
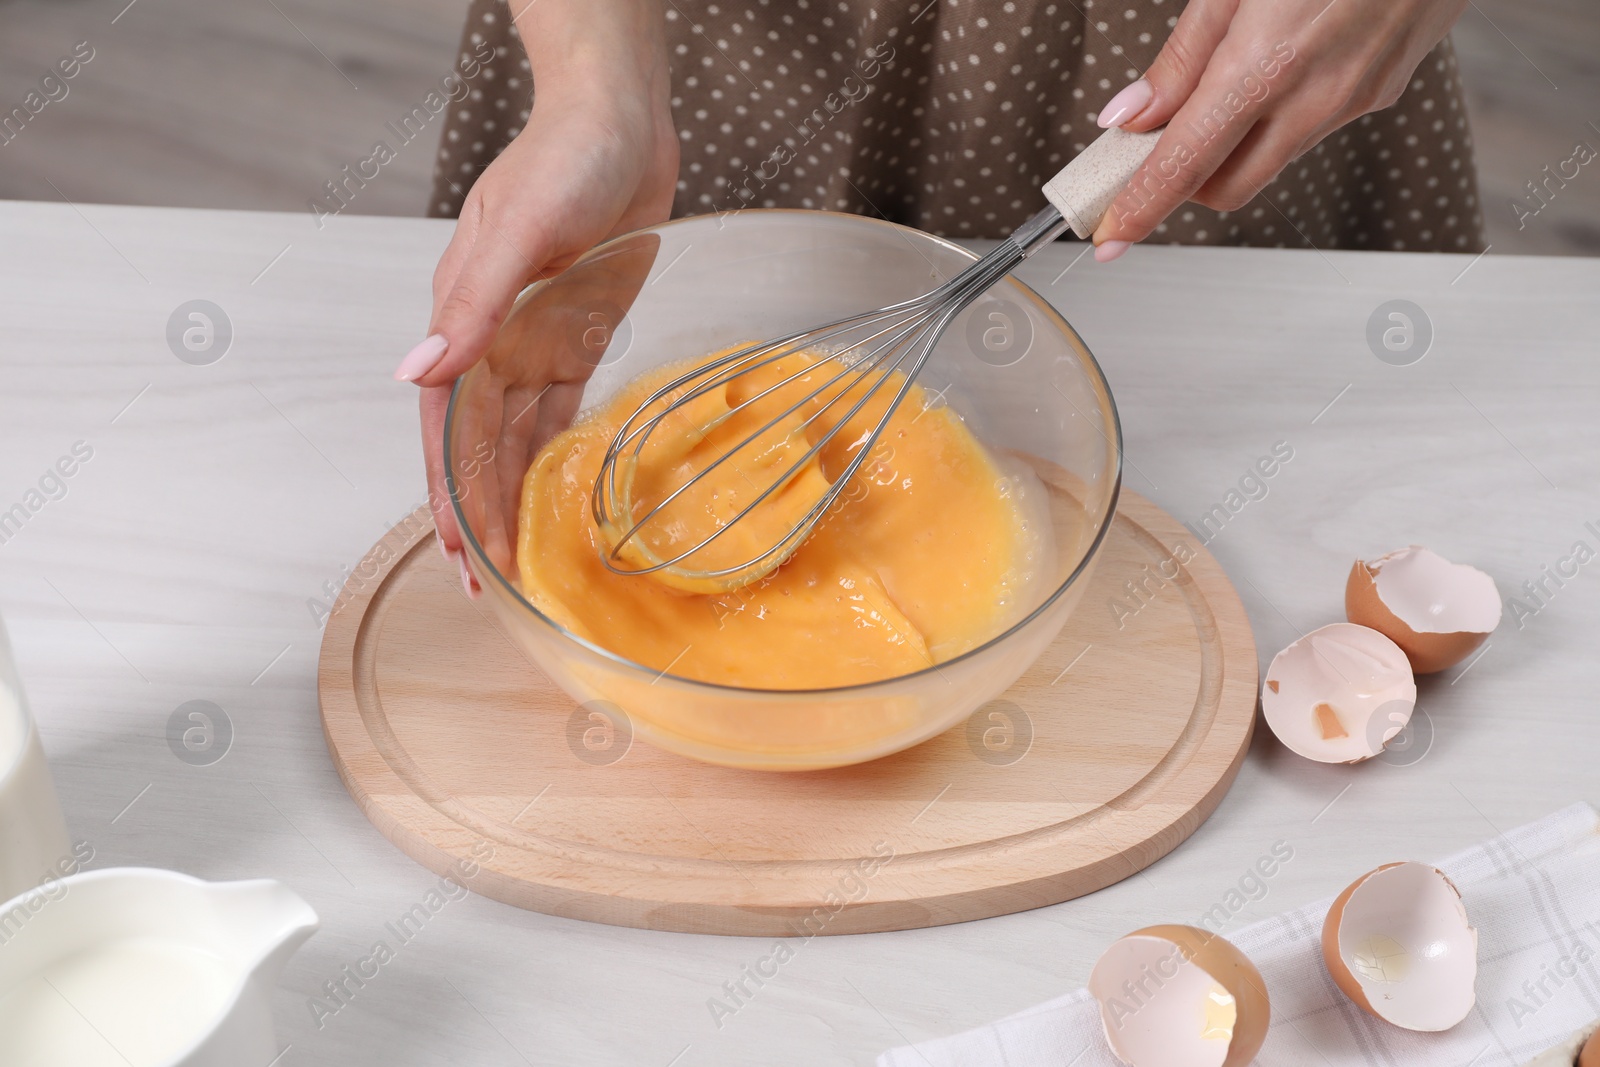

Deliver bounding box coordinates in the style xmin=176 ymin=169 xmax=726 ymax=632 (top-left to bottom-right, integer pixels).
xmin=2 ymin=199 xmax=1597 ymax=1066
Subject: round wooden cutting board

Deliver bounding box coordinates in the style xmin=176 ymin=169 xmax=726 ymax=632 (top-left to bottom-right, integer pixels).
xmin=318 ymin=491 xmax=1257 ymax=936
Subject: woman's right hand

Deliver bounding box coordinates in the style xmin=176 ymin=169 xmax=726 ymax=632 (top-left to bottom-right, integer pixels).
xmin=395 ymin=0 xmax=679 ymax=575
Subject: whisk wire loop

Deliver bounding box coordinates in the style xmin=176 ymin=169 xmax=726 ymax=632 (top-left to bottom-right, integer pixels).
xmin=597 ymin=306 xmax=952 ymax=565
xmin=591 ymin=207 xmax=1064 ymax=586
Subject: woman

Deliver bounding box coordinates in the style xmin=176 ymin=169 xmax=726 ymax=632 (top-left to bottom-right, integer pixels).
xmin=396 ymin=0 xmax=1484 ymax=567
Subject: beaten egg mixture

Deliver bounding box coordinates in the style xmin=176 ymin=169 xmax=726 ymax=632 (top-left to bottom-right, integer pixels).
xmin=516 ymin=347 xmax=1043 ymax=689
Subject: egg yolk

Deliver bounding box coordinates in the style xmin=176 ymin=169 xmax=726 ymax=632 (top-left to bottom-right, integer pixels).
xmin=516 ymin=345 xmax=1041 ymax=689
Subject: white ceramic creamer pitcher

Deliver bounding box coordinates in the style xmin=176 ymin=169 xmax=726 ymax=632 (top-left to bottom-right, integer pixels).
xmin=0 ymin=613 xmax=73 ymax=903
xmin=0 ymin=868 xmax=318 ymax=1067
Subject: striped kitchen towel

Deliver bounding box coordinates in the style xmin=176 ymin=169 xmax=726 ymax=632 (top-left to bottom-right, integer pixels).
xmin=880 ymin=803 xmax=1600 ymax=1067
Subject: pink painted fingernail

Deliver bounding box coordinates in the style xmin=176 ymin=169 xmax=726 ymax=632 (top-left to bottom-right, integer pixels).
xmin=394 ymin=334 xmax=448 ymax=382
xmin=459 ymin=554 xmax=479 ymax=598
xmin=1095 ymin=240 xmax=1132 ymax=263
xmin=437 ymin=534 xmax=459 ymax=562
xmin=1097 ymin=78 xmax=1152 ymax=129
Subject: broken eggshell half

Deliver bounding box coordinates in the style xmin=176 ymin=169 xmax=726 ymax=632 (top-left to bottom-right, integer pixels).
xmin=1261 ymin=622 xmax=1417 ymax=763
xmin=1088 ymin=924 xmax=1269 ymax=1067
xmin=1346 ymin=546 xmax=1501 ymax=674
xmin=1520 ymin=1020 xmax=1600 ymax=1067
xmin=1322 ymin=862 xmax=1478 ymax=1032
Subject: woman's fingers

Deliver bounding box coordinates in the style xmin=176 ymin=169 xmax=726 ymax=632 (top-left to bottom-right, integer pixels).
xmin=405 ymin=194 xmax=555 ymax=563
xmin=419 ymin=384 xmax=461 ymax=557
xmin=396 ymin=206 xmax=479 ymax=385
xmin=1105 ymin=0 xmax=1240 ymax=132
xmin=401 ymin=202 xmax=556 ymax=389
xmin=1089 ymin=0 xmax=1467 ymax=250
xmin=1093 ymin=58 xmax=1266 ymax=246
xmin=428 ymin=202 xmax=476 ymax=316
xmin=1190 ymin=110 xmax=1314 ymax=211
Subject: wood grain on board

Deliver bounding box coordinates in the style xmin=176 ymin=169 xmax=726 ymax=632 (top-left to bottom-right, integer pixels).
xmin=318 ymin=491 xmax=1258 ymax=935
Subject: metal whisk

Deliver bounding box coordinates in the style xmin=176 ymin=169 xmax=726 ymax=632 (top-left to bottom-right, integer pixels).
xmin=592 ymin=127 xmax=1159 ymax=590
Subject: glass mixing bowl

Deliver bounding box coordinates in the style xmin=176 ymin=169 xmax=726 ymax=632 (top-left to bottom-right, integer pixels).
xmin=445 ymin=210 xmax=1121 ymax=770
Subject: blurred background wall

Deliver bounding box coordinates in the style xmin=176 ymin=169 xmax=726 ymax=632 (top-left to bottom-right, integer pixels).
xmin=0 ymin=0 xmax=1594 ymax=255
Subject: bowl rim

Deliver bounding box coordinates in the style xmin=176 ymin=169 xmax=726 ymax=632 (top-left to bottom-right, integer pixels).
xmin=445 ymin=207 xmax=1124 ymax=696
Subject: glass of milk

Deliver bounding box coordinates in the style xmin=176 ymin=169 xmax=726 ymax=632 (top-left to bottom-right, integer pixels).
xmin=0 ymin=613 xmax=73 ymax=902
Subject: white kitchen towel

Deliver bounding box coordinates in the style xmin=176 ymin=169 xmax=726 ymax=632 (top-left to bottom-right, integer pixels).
xmin=880 ymin=803 xmax=1600 ymax=1067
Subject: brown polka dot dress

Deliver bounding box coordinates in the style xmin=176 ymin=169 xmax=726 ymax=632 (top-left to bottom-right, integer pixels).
xmin=429 ymin=0 xmax=1487 ymax=252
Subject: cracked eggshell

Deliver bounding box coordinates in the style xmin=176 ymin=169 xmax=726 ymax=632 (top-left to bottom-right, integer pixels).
xmin=1261 ymin=623 xmax=1417 ymax=763
xmin=1346 ymin=546 xmax=1501 ymax=674
xmin=1522 ymin=1021 xmax=1600 ymax=1067
xmin=1089 ymin=924 xmax=1269 ymax=1067
xmin=1322 ymin=862 xmax=1477 ymax=1032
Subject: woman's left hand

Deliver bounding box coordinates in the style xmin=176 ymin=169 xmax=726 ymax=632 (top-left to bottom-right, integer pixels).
xmin=1089 ymin=0 xmax=1468 ymax=260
